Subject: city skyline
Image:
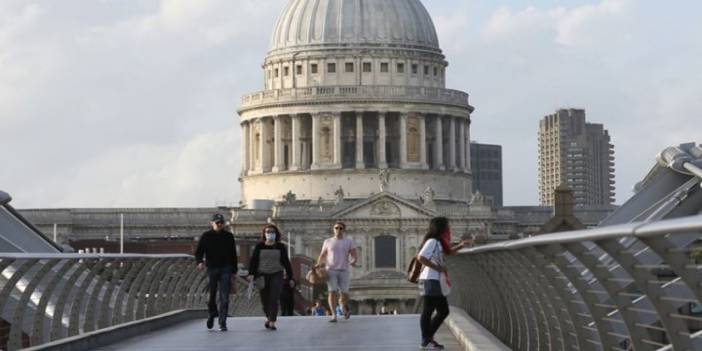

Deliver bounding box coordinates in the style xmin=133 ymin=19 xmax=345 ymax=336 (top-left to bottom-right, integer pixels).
xmin=1 ymin=0 xmax=701 ymax=208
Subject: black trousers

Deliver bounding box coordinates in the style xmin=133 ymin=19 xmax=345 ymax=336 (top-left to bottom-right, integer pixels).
xmin=420 ymin=294 xmax=449 ymax=340
xmin=280 ymin=287 xmax=295 ymax=316
xmin=207 ymin=265 xmax=232 ymax=326
xmin=259 ymin=271 xmax=284 ymax=322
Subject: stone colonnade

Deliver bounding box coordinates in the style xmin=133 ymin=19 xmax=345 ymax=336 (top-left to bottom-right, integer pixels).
xmin=241 ymin=112 xmax=470 ymax=175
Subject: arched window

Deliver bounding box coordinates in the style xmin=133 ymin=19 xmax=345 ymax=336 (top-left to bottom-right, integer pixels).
xmin=374 ymin=235 xmax=396 ymax=269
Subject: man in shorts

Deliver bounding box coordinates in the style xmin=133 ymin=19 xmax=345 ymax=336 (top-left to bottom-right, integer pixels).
xmin=316 ymin=221 xmax=357 ymax=322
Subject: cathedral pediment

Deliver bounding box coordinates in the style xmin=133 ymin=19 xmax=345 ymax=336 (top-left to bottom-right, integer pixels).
xmin=333 ymin=192 xmax=436 ymax=219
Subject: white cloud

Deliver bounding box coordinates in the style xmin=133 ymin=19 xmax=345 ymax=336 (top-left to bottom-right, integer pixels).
xmin=26 ymin=127 xmax=242 ymax=208
xmin=481 ymin=0 xmax=630 ymax=46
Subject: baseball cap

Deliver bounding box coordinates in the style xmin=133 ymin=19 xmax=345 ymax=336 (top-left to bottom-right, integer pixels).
xmin=211 ymin=213 xmax=225 ymax=223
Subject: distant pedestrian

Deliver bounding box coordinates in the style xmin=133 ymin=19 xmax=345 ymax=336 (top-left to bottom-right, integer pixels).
xmin=280 ymin=277 xmax=297 ymax=316
xmin=315 ymin=221 xmax=357 ymax=322
xmin=312 ymin=301 xmax=326 ymax=316
xmin=195 ymin=213 xmax=238 ymax=331
xmin=248 ymin=224 xmax=293 ymax=331
xmin=416 ymin=217 xmax=466 ymax=349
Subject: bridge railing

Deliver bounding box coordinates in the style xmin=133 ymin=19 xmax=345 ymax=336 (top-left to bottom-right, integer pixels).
xmin=0 ymin=253 xmax=254 ymax=350
xmin=447 ymin=215 xmax=702 ymax=351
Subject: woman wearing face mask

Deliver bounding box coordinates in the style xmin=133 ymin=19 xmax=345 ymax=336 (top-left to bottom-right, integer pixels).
xmin=248 ymin=224 xmax=293 ymax=331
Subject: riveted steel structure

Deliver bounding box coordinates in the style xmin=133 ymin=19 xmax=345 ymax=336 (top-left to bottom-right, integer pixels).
xmin=448 ymin=215 xmax=702 ymax=351
xmin=0 ymin=253 xmax=257 ymax=351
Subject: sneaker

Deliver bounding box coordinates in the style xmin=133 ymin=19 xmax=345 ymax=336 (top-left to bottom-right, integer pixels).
xmin=343 ymin=305 xmax=351 ymax=320
xmin=328 ymin=318 xmax=337 ymax=323
xmin=420 ymin=339 xmax=444 ymax=350
xmin=206 ymin=316 xmax=214 ymax=330
xmin=219 ymin=325 xmax=228 ymax=332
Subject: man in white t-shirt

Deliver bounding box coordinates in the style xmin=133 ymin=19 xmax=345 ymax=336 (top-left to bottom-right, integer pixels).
xmin=316 ymin=221 xmax=357 ymax=322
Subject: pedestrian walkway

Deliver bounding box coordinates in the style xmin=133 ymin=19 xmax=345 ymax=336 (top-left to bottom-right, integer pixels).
xmin=95 ymin=315 xmax=462 ymax=350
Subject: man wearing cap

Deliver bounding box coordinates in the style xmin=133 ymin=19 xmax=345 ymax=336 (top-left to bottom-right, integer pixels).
xmin=195 ymin=213 xmax=238 ymax=331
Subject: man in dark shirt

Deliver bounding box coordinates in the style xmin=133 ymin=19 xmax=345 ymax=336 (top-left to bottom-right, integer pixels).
xmin=195 ymin=213 xmax=238 ymax=331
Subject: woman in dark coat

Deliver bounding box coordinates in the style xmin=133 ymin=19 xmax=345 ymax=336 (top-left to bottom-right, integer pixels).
xmin=248 ymin=224 xmax=293 ymax=330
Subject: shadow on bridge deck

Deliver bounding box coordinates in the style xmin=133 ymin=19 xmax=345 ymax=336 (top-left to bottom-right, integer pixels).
xmin=95 ymin=315 xmax=461 ymax=351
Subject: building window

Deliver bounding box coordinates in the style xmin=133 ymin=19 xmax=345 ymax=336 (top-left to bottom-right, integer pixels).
xmin=433 ymin=66 xmax=438 ymax=76
xmin=424 ymin=65 xmax=429 ymax=75
xmin=284 ymin=66 xmax=289 ymax=76
xmin=374 ymin=235 xmax=396 ymax=269
xmin=296 ymin=65 xmax=303 ymax=75
xmin=363 ymin=62 xmax=372 ymax=73
xmin=311 ymin=63 xmax=318 ymax=74
xmin=327 ymin=63 xmax=336 ymax=73
xmin=397 ymin=63 xmax=405 ymax=73
xmin=380 ymin=62 xmax=389 ymax=73
xmin=274 ymin=68 xmax=279 ymax=78
xmin=411 ymin=64 xmax=418 ymax=75
xmin=345 ymin=62 xmax=354 ymax=72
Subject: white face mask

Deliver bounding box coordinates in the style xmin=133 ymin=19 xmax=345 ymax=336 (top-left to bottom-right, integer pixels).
xmin=265 ymin=233 xmax=276 ymax=241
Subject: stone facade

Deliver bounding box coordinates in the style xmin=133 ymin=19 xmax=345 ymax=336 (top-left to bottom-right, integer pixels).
xmin=18 ymin=198 xmax=614 ymax=314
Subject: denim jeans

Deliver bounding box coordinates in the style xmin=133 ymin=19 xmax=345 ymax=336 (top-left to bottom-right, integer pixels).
xmin=207 ymin=265 xmax=232 ymax=326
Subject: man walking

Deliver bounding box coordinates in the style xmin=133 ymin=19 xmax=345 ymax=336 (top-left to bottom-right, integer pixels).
xmin=316 ymin=221 xmax=357 ymax=322
xmin=195 ymin=213 xmax=238 ymax=331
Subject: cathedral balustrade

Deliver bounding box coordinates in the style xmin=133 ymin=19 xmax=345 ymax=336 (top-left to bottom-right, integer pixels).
xmin=239 ymin=85 xmax=471 ymax=111
xmin=447 ymin=214 xmax=702 ymax=351
xmin=0 ymin=253 xmax=257 ymax=350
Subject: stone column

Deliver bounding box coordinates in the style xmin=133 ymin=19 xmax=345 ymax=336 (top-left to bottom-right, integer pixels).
xmin=261 ymin=117 xmax=272 ymax=172
xmin=334 ymin=112 xmax=342 ymax=168
xmin=448 ymin=116 xmax=456 ymax=171
xmin=311 ymin=114 xmax=320 ymax=170
xmin=458 ymin=117 xmax=465 ymax=171
xmin=355 ymin=112 xmax=365 ymax=169
xmin=272 ymin=115 xmax=284 ymax=172
xmin=419 ymin=114 xmax=428 ymax=169
xmin=466 ymin=118 xmax=472 ymax=172
xmin=290 ymin=114 xmax=301 ymax=171
xmin=434 ymin=116 xmax=444 ymax=171
xmin=249 ymin=119 xmax=256 ymax=173
xmin=399 ymin=113 xmax=408 ymax=167
xmin=241 ymin=121 xmax=249 ymax=175
xmin=378 ymin=112 xmax=388 ymax=169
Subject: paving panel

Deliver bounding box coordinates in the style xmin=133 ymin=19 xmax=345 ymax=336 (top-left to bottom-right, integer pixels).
xmin=96 ymin=315 xmax=461 ymax=351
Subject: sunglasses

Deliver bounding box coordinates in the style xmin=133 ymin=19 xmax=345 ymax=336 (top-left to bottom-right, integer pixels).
xmin=215 ymin=221 xmax=224 ymax=225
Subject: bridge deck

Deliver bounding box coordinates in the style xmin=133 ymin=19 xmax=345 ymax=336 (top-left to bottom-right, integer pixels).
xmin=95 ymin=315 xmax=461 ymax=350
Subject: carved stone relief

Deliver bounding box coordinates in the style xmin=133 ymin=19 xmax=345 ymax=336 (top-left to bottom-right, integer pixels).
xmin=370 ymin=200 xmax=400 ymax=217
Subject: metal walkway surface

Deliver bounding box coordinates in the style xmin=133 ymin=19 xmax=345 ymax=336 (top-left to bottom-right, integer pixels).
xmin=95 ymin=315 xmax=462 ymax=351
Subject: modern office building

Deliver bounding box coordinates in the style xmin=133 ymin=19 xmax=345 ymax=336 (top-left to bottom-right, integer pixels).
xmin=538 ymin=108 xmax=615 ymax=207
xmin=470 ymin=142 xmax=503 ymax=206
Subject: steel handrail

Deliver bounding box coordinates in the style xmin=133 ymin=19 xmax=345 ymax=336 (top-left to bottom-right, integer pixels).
xmin=447 ymin=214 xmax=702 ymax=350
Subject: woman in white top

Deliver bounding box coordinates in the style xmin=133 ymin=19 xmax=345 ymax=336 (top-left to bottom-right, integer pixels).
xmin=416 ymin=217 xmax=466 ymax=350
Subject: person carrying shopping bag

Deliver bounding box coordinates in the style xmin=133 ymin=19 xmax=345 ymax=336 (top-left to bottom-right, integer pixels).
xmin=248 ymin=224 xmax=293 ymax=331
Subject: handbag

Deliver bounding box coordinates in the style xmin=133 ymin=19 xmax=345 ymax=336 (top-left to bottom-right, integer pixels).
xmin=305 ymin=267 xmax=328 ymax=285
xmin=406 ymin=257 xmax=422 ymax=283
xmin=254 ymin=276 xmax=265 ymax=291
xmin=439 ymin=272 xmax=451 ymax=296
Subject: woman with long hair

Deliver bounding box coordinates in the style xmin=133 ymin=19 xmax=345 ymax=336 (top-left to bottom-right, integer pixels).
xmin=248 ymin=224 xmax=293 ymax=331
xmin=416 ymin=217 xmax=466 ymax=349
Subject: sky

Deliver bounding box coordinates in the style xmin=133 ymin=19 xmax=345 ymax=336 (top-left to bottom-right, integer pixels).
xmin=1 ymin=0 xmax=701 ymax=209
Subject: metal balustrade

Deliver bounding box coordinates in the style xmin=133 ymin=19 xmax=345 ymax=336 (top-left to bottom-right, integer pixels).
xmin=0 ymin=254 xmax=256 ymax=350
xmin=239 ymin=85 xmax=471 ymax=110
xmin=447 ymin=215 xmax=702 ymax=351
